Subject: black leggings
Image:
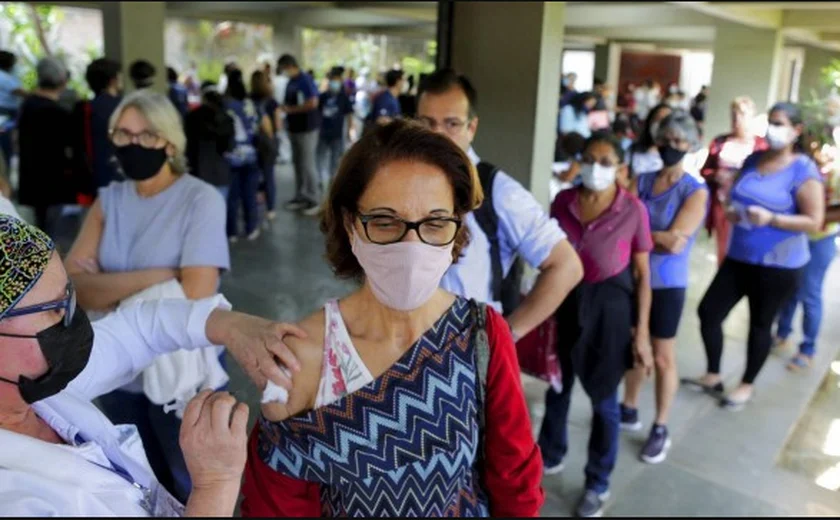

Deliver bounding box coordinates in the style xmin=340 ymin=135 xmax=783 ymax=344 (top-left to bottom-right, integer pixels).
xmin=698 ymin=258 xmax=802 ymax=385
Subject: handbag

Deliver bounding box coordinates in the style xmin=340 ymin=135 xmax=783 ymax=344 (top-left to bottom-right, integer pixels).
xmin=515 ymin=313 xmax=562 ymax=393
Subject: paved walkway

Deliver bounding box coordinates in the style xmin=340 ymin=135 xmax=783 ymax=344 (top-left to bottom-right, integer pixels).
xmin=223 ymin=167 xmax=840 ymax=516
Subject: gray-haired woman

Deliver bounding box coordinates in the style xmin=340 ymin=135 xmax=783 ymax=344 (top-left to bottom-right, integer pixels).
xmin=64 ymin=89 xmax=231 ymax=503
xmin=619 ymin=111 xmax=709 ymax=464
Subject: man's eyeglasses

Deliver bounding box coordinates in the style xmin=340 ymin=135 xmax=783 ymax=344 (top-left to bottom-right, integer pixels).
xmin=3 ymin=282 xmax=76 ymax=328
xmin=357 ymin=214 xmax=461 ymax=246
xmin=414 ymin=116 xmax=471 ymax=136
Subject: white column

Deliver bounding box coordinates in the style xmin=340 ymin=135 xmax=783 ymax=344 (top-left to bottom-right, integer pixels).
xmin=450 ymin=2 xmax=565 ymax=208
xmin=705 ymin=22 xmax=783 ymax=140
xmin=101 ymin=2 xmax=166 ymax=94
xmin=272 ymin=20 xmax=302 ymax=61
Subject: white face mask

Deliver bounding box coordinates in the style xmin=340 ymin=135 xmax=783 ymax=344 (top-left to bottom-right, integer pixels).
xmin=579 ymin=163 xmax=617 ymax=192
xmin=766 ymin=124 xmax=794 ymax=150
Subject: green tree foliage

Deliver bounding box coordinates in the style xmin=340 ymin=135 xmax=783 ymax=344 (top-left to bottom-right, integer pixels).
xmin=0 ymin=2 xmax=94 ymax=98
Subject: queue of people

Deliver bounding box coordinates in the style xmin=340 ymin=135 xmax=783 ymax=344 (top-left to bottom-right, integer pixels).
xmin=0 ymin=45 xmax=837 ymax=520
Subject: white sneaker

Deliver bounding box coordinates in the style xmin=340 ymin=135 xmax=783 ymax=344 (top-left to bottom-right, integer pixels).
xmin=228 ymin=236 xmax=239 ymax=244
xmin=266 ymin=211 xmax=277 ymax=221
xmin=247 ymin=229 xmax=261 ymax=241
xmin=302 ymin=204 xmax=322 ymax=217
xmin=544 ymin=460 xmax=565 ymax=475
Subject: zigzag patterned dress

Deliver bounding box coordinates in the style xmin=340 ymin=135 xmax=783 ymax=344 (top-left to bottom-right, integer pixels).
xmin=256 ymin=297 xmax=490 ymax=517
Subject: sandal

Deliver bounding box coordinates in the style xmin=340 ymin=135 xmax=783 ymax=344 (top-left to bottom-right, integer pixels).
xmin=680 ymin=377 xmax=725 ymax=396
xmin=786 ymin=353 xmax=813 ymax=372
xmin=720 ymin=390 xmax=753 ymax=411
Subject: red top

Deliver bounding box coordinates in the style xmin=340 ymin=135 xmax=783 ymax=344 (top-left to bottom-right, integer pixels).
xmin=700 ymin=134 xmax=768 ymax=233
xmin=240 ymin=305 xmax=545 ymax=518
xmin=551 ymin=186 xmax=653 ymax=283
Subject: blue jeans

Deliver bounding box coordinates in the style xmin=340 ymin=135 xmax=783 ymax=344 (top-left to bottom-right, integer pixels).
xmin=316 ymin=135 xmax=345 ymax=200
xmin=777 ymin=234 xmax=838 ymax=357
xmin=262 ymin=161 xmax=277 ymax=212
xmin=227 ymin=163 xmax=260 ymax=237
xmin=538 ymin=352 xmax=620 ymax=494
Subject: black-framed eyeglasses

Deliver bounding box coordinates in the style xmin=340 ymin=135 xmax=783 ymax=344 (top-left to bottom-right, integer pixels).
xmin=2 ymin=282 xmax=76 ymax=328
xmin=109 ymin=128 xmax=166 ymax=149
xmin=357 ymin=214 xmax=462 ymax=246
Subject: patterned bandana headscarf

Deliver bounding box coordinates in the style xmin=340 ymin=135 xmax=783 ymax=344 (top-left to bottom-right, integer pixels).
xmin=0 ymin=215 xmax=55 ymax=321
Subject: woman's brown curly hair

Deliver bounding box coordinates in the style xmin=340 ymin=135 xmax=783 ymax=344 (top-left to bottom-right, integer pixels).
xmin=320 ymin=119 xmax=484 ymax=281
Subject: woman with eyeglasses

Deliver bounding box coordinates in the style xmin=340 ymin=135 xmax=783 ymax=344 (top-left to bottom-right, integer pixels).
xmin=685 ymin=102 xmax=825 ymax=410
xmin=619 ymin=111 xmax=709 ymax=465
xmin=240 ymin=120 xmax=544 ymax=517
xmin=539 ymin=132 xmax=654 ymax=518
xmin=64 ymin=89 xmax=230 ymax=503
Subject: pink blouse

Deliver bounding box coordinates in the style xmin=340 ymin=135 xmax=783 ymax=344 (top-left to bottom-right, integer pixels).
xmin=551 ymin=186 xmax=653 ymax=283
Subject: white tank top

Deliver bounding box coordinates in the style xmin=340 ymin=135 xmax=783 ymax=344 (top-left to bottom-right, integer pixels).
xmin=314 ymin=299 xmax=375 ymax=408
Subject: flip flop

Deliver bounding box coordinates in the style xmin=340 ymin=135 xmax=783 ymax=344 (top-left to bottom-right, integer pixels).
xmin=680 ymin=377 xmax=725 ymax=395
xmin=787 ymin=353 xmax=812 ymax=372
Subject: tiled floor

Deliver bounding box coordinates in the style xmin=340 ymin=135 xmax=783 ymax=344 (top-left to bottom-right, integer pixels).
xmin=222 ymin=167 xmax=840 ymax=516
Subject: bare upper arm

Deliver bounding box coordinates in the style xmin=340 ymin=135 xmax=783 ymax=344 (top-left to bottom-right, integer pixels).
xmin=796 ymin=178 xmax=825 ymax=223
xmin=671 ymin=187 xmax=709 ymax=234
xmin=261 ymin=311 xmax=325 ymax=422
xmin=180 ymin=266 xmax=221 ymax=299
xmin=65 ymin=199 xmax=104 ymax=275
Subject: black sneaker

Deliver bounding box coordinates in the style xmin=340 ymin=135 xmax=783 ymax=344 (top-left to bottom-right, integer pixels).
xmin=576 ymin=489 xmax=610 ymax=518
xmin=284 ymin=198 xmax=308 ymax=211
xmin=640 ymin=424 xmax=671 ymax=464
xmin=619 ymin=404 xmax=642 ymax=432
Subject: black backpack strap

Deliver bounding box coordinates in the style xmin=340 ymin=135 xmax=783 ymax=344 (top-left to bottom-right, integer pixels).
xmin=473 ymin=161 xmax=504 ymax=303
xmin=470 ymin=300 xmax=490 ymax=466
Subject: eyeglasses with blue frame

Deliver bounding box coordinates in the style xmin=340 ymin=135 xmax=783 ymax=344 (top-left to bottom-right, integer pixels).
xmin=2 ymin=282 xmax=76 ymax=328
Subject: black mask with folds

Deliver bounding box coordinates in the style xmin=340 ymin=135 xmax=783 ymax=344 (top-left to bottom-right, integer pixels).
xmin=0 ymin=305 xmax=94 ymax=404
xmin=657 ymin=145 xmax=687 ymax=167
xmin=114 ymin=144 xmax=168 ymax=181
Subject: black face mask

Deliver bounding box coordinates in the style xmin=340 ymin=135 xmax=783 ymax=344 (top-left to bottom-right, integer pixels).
xmin=114 ymin=144 xmax=168 ymax=181
xmin=0 ymin=305 xmax=94 ymax=404
xmin=657 ymin=145 xmax=687 ymax=167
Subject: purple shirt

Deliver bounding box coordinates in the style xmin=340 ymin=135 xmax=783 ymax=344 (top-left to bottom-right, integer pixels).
xmin=552 ymin=186 xmax=654 ymax=283
xmin=728 ymin=152 xmax=821 ymax=268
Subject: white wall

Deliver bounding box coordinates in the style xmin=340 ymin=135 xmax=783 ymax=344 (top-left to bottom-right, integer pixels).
xmin=680 ymin=51 xmax=714 ymax=98
xmin=561 ymin=49 xmax=595 ymax=92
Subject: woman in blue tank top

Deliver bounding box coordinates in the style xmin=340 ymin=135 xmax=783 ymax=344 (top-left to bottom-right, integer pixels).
xmin=685 ymin=102 xmax=825 ymax=411
xmin=620 ymin=111 xmax=709 ymax=465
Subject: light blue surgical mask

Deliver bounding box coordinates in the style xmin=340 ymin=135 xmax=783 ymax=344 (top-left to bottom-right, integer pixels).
xmin=329 ymin=80 xmax=341 ymax=93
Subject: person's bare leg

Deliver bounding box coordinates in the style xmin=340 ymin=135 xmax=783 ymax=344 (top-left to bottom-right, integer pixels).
xmin=653 ymin=337 xmax=678 ymax=425
xmin=622 ymin=367 xmax=645 ymax=409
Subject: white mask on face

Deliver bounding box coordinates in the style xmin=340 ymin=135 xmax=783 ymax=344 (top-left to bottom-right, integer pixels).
xmin=766 ymin=124 xmax=794 ymax=150
xmin=579 ymin=163 xmax=617 ymax=191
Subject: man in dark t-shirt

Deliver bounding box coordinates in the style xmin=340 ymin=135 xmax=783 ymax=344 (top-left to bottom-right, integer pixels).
xmin=309 ymin=68 xmax=355 ymax=216
xmin=277 ymin=54 xmax=321 ymax=212
xmin=365 ymin=69 xmax=403 ymax=133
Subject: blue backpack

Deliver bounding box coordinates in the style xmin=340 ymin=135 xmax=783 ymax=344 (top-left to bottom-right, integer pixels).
xmin=225 ymin=98 xmax=258 ymax=167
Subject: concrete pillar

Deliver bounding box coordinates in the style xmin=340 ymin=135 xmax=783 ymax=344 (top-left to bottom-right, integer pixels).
xmin=102 ymin=2 xmax=166 ymax=94
xmin=705 ymin=22 xmax=783 ymax=140
xmin=593 ymin=43 xmax=609 ymax=83
xmin=272 ymin=20 xmax=302 ymax=61
xmin=450 ymin=2 xmax=564 ymax=208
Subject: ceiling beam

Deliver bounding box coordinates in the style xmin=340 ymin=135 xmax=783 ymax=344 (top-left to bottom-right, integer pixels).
xmin=566 ymin=4 xmax=718 ymax=28
xmin=783 ymin=9 xmax=840 ymax=30
xmin=671 ymin=2 xmax=782 ymax=29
